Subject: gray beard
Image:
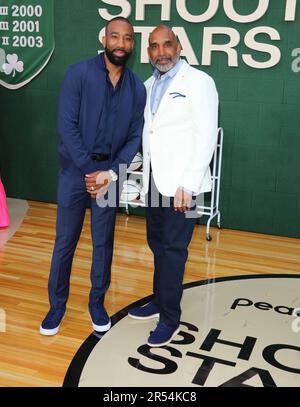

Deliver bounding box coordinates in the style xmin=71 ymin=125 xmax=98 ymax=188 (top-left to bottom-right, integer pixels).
xmin=155 ymin=61 xmax=174 ymax=73
xmin=151 ymin=55 xmax=180 ymax=73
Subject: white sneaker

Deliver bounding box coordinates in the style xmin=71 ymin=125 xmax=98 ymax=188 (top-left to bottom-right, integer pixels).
xmin=92 ymin=319 xmax=111 ymax=333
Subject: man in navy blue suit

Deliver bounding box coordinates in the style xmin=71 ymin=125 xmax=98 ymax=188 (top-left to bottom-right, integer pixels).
xmin=40 ymin=17 xmax=146 ymax=336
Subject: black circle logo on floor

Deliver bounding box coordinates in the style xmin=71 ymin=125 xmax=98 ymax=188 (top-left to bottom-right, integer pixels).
xmin=64 ymin=275 xmax=300 ymax=387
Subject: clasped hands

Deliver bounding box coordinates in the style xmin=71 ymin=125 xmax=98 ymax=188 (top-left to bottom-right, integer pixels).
xmin=86 ymin=173 xmax=192 ymax=211
xmin=85 ymin=171 xmax=112 ymax=199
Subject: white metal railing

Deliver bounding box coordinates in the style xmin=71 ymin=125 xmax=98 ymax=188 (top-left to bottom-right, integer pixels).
xmin=119 ymin=127 xmax=224 ymax=241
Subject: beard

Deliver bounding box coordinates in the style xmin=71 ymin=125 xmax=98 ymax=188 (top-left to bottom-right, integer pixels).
xmin=105 ymin=47 xmax=132 ymax=66
xmin=151 ymin=54 xmax=180 ymax=73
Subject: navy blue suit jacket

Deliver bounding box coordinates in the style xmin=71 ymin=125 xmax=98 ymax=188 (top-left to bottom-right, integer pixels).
xmin=57 ymin=53 xmax=146 ymax=175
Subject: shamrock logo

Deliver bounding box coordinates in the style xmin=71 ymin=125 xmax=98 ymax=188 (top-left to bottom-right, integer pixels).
xmin=2 ymin=54 xmax=24 ymax=77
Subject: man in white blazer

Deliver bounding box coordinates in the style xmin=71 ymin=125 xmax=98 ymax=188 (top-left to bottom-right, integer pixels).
xmin=129 ymin=26 xmax=219 ymax=347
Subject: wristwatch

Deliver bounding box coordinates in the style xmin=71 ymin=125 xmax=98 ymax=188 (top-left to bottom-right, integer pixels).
xmin=108 ymin=169 xmax=118 ymax=182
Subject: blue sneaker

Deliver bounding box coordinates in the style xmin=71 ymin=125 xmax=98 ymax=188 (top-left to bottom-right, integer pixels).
xmin=128 ymin=302 xmax=159 ymax=320
xmin=40 ymin=308 xmax=65 ymax=336
xmin=147 ymin=322 xmax=180 ymax=347
xmin=90 ymin=304 xmax=111 ymax=333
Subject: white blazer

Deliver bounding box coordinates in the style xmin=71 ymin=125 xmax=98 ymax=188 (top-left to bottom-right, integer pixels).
xmin=142 ymin=60 xmax=219 ymax=197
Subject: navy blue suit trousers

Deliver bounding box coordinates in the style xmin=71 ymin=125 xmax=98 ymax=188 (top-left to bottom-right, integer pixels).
xmin=146 ymin=176 xmax=197 ymax=327
xmin=48 ymin=164 xmax=117 ymax=318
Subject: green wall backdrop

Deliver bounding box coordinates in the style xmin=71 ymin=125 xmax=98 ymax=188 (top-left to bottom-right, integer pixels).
xmin=0 ymin=0 xmax=299 ymax=238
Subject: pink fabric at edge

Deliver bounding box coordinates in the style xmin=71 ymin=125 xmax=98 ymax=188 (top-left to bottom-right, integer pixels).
xmin=0 ymin=178 xmax=10 ymax=228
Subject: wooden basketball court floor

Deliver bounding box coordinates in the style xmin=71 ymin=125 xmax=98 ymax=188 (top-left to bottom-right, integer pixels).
xmin=0 ymin=200 xmax=299 ymax=387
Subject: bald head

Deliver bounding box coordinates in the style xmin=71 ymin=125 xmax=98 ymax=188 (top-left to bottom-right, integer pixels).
xmin=148 ymin=25 xmax=181 ymax=73
xmin=149 ymin=25 xmax=177 ymax=45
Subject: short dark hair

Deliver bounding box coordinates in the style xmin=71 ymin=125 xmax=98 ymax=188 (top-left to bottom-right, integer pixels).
xmin=105 ymin=17 xmax=133 ymax=34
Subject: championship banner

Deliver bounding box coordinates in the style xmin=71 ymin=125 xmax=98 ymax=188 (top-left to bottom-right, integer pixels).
xmin=0 ymin=0 xmax=54 ymax=90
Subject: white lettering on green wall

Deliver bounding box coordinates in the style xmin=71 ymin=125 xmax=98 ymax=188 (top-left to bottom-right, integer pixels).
xmin=97 ymin=0 xmax=298 ymax=68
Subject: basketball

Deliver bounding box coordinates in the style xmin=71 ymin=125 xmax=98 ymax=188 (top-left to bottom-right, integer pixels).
xmin=120 ymin=179 xmax=141 ymax=202
xmin=128 ymin=152 xmax=143 ymax=171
